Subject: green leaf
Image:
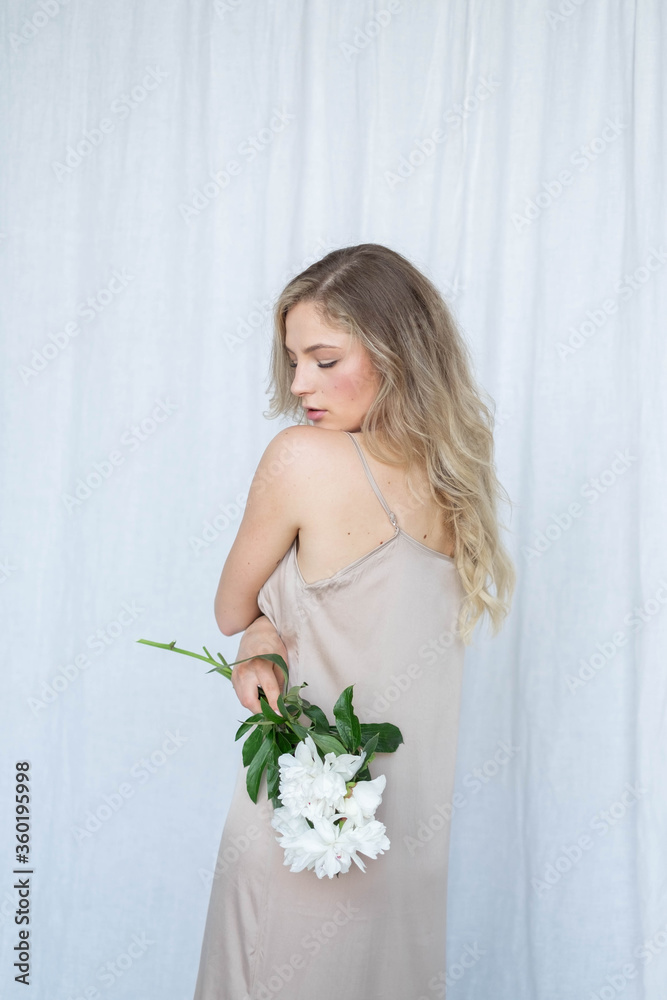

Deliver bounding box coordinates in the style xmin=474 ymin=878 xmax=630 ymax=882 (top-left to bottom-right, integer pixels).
xmin=308 ymin=731 xmax=348 ymax=756
xmin=234 ymin=721 xmax=253 ymax=741
xmin=206 ymin=665 xmax=234 ymax=680
xmin=245 ymin=733 xmax=274 ymax=804
xmin=300 ymin=701 xmax=330 ymax=732
xmin=239 ymin=712 xmax=266 ymax=726
xmin=241 ymin=726 xmax=265 ymax=767
xmin=359 ymin=723 xmax=404 ymax=754
xmin=275 ymin=731 xmax=293 ymax=754
xmin=286 ymin=720 xmax=311 ymax=741
xmin=259 ymin=698 xmax=284 ymax=724
xmin=361 ymin=732 xmax=379 ymax=759
xmin=333 ymin=685 xmax=362 ymax=751
xmin=285 ymin=682 xmax=308 ymax=700
xmin=277 ymin=692 xmax=294 ymax=721
xmin=266 ymin=742 xmax=281 ymax=803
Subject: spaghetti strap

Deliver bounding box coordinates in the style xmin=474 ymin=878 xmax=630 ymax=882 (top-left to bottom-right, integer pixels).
xmin=344 ymin=431 xmax=398 ymax=529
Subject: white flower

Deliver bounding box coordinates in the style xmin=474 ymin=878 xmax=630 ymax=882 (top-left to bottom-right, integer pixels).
xmin=338 ymin=774 xmax=386 ymax=828
xmin=283 ymin=815 xmax=353 ymax=878
xmin=338 ymin=818 xmax=390 ymax=872
xmin=277 ymin=735 xmax=366 ymax=820
xmin=271 ymin=806 xmax=310 ymax=844
xmin=273 ymin=811 xmax=391 ymax=879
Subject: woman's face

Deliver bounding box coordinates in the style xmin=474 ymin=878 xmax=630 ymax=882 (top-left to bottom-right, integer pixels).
xmin=284 ymin=300 xmax=381 ymax=431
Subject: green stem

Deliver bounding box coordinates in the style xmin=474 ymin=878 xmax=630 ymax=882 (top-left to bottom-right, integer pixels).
xmin=136 ymin=639 xmax=233 ymax=679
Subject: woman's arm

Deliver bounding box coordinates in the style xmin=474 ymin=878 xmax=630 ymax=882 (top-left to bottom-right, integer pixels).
xmin=231 ymin=614 xmax=288 ymax=714
xmin=214 ymin=426 xmax=312 ymax=636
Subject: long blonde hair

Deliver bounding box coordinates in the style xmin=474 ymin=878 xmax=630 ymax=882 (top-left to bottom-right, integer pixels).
xmin=264 ymin=243 xmax=516 ymax=646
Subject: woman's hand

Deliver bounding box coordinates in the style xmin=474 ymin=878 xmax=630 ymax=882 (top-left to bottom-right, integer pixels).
xmin=231 ymin=614 xmax=288 ymax=715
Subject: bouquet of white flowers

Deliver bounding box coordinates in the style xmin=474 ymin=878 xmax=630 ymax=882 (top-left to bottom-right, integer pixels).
xmin=137 ymin=638 xmax=403 ymax=879
xmin=271 ymin=733 xmax=392 ymax=878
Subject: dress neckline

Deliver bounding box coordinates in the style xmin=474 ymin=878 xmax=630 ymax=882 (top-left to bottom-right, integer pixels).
xmin=292 ymin=526 xmax=454 ymax=589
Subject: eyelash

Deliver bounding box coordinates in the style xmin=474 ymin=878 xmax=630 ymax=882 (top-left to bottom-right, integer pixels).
xmin=287 ymin=361 xmax=338 ymax=369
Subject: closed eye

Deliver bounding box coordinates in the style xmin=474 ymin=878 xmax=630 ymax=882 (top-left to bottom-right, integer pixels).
xmin=287 ymin=361 xmax=338 ymax=369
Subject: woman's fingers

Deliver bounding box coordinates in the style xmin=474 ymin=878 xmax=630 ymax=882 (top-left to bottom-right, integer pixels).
xmin=231 ymin=663 xmax=260 ymax=713
xmin=231 ymin=618 xmax=289 ymax=714
xmin=232 ymin=617 xmax=287 ymax=713
xmin=232 ymin=659 xmax=284 ymax=714
xmin=258 ymin=666 xmax=283 ymax=714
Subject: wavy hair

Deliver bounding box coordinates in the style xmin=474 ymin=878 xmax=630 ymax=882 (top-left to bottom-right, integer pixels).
xmin=263 ymin=243 xmax=516 ymax=646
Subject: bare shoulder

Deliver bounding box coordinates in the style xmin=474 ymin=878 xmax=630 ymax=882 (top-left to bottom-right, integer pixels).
xmin=260 ymin=427 xmax=355 ymax=511
xmin=261 ymin=425 xmax=350 ymax=474
xmin=252 ymin=425 xmax=341 ymax=502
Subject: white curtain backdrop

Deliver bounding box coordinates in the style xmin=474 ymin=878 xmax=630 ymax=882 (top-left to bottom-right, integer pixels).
xmin=2 ymin=1 xmax=666 ymax=997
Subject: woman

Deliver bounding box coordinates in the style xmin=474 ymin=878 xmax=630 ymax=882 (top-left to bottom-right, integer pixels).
xmin=193 ymin=244 xmax=515 ymax=999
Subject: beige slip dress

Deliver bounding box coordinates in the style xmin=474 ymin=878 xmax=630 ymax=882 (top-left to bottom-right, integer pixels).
xmin=193 ymin=430 xmax=466 ymax=1000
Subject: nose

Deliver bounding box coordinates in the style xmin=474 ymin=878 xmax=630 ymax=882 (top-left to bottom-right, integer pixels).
xmin=289 ymin=362 xmax=315 ymax=398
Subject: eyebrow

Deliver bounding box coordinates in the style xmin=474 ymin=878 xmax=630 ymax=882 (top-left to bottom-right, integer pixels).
xmin=284 ymin=343 xmax=342 ymax=355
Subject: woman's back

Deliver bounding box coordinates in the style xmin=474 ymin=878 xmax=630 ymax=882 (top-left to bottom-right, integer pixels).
xmin=294 ymin=428 xmax=456 ymax=585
